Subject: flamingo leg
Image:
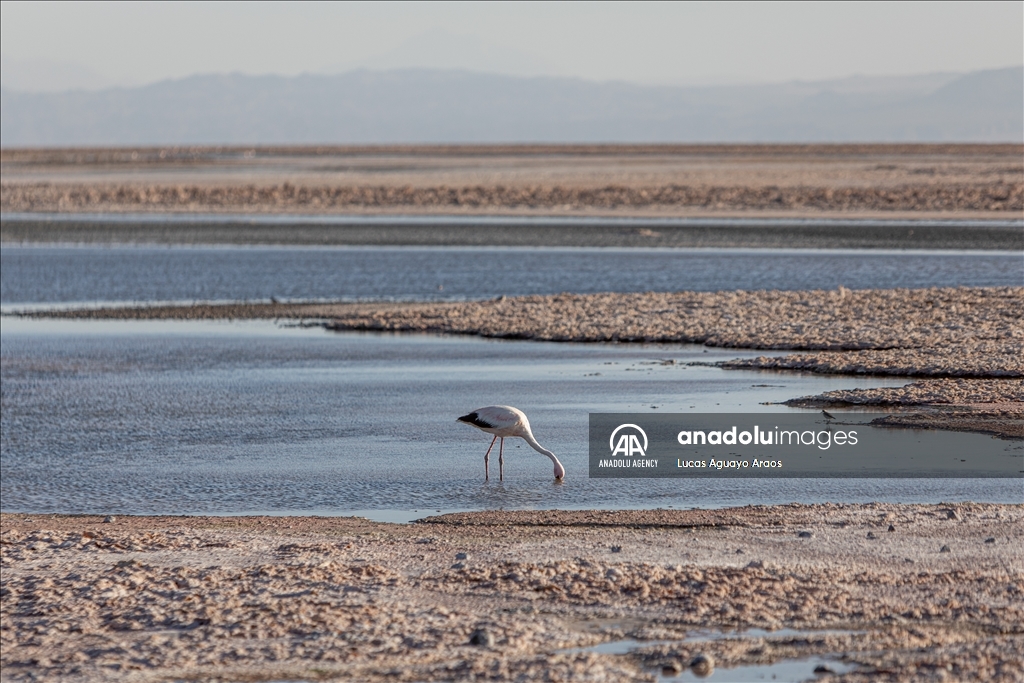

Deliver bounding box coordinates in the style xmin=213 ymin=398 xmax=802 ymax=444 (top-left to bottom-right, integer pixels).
xmin=483 ymin=435 xmax=498 ymax=481
xmin=499 ymin=438 xmax=504 ymax=482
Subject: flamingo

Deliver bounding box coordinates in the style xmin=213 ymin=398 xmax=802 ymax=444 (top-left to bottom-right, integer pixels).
xmin=457 ymin=405 xmax=565 ymax=482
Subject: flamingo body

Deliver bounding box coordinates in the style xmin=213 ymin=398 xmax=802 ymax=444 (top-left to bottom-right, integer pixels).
xmin=457 ymin=405 xmax=565 ymax=481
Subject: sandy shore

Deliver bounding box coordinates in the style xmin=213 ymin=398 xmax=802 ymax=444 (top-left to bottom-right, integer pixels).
xmin=2 ymin=506 xmax=1021 ymax=682
xmin=3 ymin=144 xmax=1021 ymax=221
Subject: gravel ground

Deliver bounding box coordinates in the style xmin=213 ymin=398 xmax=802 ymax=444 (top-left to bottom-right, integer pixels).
xmin=2 ymin=505 xmax=1021 ymax=683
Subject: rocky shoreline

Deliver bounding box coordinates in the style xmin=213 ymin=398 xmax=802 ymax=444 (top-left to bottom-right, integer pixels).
xmin=2 ymin=505 xmax=1021 ymax=682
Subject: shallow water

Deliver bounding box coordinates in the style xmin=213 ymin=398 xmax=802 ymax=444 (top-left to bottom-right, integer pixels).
xmin=2 ymin=244 xmax=1020 ymax=307
xmin=2 ymin=319 xmax=1018 ymax=517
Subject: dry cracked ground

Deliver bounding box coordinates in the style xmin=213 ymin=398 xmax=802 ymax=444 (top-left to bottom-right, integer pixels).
xmin=2 ymin=505 xmax=1022 ymax=683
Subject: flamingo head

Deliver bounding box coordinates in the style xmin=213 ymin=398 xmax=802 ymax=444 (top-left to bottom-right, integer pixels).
xmin=554 ymin=462 xmax=566 ymax=480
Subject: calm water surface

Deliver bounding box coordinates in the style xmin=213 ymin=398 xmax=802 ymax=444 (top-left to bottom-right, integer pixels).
xmin=2 ymin=319 xmax=1018 ymax=519
xmin=2 ymin=245 xmax=1021 ymax=306
xmin=4 ymin=239 xmax=1020 ymax=517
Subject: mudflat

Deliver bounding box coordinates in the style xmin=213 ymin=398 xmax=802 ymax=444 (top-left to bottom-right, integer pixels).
xmin=2 ymin=505 xmax=1021 ymax=682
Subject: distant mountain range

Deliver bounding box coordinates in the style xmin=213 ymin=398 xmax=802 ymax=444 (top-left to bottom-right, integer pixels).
xmin=1 ymin=66 xmax=1021 ymax=146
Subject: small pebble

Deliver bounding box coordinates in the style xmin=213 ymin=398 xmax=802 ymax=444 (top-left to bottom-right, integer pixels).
xmin=690 ymin=653 xmax=715 ymax=677
xmin=451 ymin=562 xmax=465 ymax=570
xmin=103 ymin=516 xmax=116 ymax=523
xmin=940 ymin=545 xmax=951 ymax=553
xmin=814 ymin=664 xmax=836 ymax=674
xmin=888 ymin=524 xmax=896 ymax=532
xmin=798 ymin=531 xmax=813 ymax=538
xmin=610 ymin=545 xmax=622 ymax=553
xmin=735 ymin=548 xmax=744 ymax=554
xmin=469 ymin=628 xmax=494 ymax=647
xmin=984 ymin=537 xmax=995 ymax=544
xmin=866 ymin=531 xmax=877 ymax=539
xmin=662 ymin=660 xmax=683 ymax=675
xmin=455 ymin=552 xmax=468 ymax=560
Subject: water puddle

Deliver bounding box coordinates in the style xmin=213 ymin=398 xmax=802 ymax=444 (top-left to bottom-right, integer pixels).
xmin=662 ymin=657 xmax=856 ymax=681
xmin=562 ymin=628 xmax=862 ymax=682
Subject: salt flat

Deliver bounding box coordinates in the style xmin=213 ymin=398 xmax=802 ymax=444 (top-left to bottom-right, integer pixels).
xmin=2 ymin=505 xmax=1021 ymax=682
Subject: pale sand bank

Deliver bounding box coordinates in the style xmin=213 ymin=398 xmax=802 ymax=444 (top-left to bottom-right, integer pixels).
xmin=2 ymin=505 xmax=1021 ymax=682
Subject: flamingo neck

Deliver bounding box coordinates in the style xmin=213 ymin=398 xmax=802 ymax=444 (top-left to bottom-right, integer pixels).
xmin=523 ymin=432 xmax=564 ymax=470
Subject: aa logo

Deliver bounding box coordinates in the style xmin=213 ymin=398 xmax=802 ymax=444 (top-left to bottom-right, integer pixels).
xmin=610 ymin=424 xmax=648 ymax=457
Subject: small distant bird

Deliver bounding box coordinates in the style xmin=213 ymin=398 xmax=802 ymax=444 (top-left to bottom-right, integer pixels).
xmin=822 ymin=410 xmax=836 ymax=421
xmin=457 ymin=405 xmax=565 ymax=481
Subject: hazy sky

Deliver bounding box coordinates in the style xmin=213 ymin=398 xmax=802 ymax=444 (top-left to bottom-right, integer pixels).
xmin=1 ymin=1 xmax=1022 ymax=91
